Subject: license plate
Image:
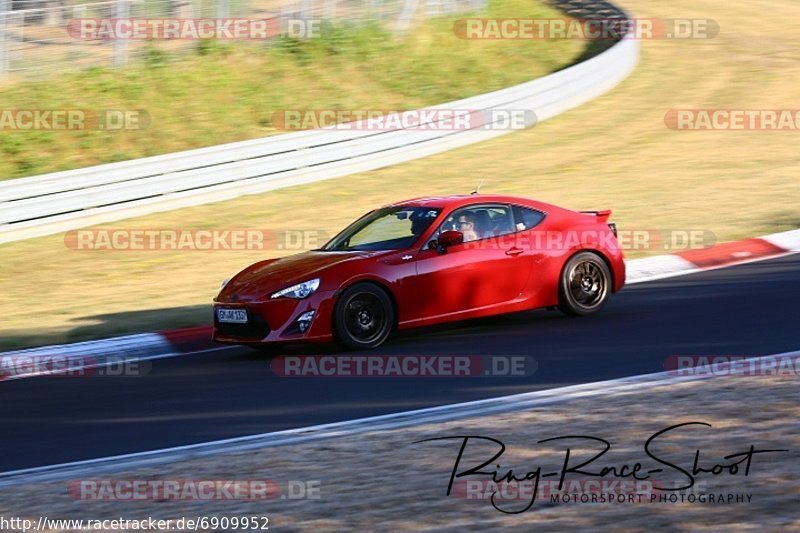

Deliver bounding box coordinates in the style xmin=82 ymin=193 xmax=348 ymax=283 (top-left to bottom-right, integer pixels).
xmin=216 ymin=308 xmax=248 ymax=323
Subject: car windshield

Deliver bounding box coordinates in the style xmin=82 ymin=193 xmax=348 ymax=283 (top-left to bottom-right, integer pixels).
xmin=322 ymin=206 xmax=441 ymax=251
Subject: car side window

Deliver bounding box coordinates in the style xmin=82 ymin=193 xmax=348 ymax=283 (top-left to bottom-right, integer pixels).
xmin=436 ymin=204 xmax=515 ymax=243
xmin=512 ymin=206 xmax=546 ymax=232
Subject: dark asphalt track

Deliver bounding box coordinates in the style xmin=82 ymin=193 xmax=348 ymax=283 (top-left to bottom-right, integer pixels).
xmin=1 ymin=254 xmax=798 ymax=471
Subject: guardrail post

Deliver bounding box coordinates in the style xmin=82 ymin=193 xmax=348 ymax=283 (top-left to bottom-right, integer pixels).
xmin=394 ymin=0 xmax=417 ymax=34
xmin=324 ymin=0 xmax=337 ymax=19
xmin=216 ymin=0 xmax=229 ymax=18
xmin=114 ymin=0 xmax=129 ymax=68
xmin=301 ymin=0 xmax=313 ymax=27
xmin=0 ymin=0 xmax=9 ymax=78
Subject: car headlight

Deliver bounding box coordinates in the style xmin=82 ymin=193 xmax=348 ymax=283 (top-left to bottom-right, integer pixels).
xmin=270 ymin=278 xmax=320 ymax=299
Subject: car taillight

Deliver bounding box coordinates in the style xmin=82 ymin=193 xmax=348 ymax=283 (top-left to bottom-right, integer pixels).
xmin=608 ymin=222 xmax=618 ymax=237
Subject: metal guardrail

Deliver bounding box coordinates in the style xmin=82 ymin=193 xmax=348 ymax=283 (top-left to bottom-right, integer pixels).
xmin=0 ymin=1 xmax=638 ymax=244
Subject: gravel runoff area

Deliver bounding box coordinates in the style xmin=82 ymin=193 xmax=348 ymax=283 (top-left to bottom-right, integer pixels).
xmin=1 ymin=370 xmax=798 ymax=532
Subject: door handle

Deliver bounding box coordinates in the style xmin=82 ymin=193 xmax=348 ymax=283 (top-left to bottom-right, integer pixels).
xmin=505 ymin=248 xmax=524 ymax=256
xmin=402 ymin=255 xmax=413 ymax=261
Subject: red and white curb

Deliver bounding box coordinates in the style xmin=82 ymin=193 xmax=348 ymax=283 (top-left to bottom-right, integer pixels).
xmin=626 ymin=228 xmax=800 ymax=282
xmin=1 ymin=228 xmax=799 ymax=381
xmin=0 ymin=327 xmax=217 ymax=382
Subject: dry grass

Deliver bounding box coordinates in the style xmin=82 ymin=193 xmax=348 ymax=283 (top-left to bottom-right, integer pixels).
xmin=1 ymin=0 xmax=800 ymax=349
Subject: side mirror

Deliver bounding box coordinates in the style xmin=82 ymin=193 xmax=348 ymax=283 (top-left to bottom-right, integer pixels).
xmin=435 ymin=230 xmax=464 ymax=253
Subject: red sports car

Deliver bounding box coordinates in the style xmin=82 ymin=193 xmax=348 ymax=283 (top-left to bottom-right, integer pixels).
xmin=213 ymin=195 xmax=625 ymax=350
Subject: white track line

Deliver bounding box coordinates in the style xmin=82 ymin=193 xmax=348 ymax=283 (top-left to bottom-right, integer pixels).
xmin=1 ymin=350 xmax=797 ymax=487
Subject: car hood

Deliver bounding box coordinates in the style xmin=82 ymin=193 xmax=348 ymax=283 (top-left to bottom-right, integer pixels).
xmin=216 ymin=250 xmax=383 ymax=302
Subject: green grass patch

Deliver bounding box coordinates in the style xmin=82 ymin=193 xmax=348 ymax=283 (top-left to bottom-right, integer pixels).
xmin=0 ymin=0 xmax=583 ymax=179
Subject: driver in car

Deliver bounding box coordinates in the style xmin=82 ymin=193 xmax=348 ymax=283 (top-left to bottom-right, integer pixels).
xmin=457 ymin=212 xmax=480 ymax=242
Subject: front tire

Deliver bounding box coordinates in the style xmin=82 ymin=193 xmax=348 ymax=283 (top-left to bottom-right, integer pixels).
xmin=558 ymin=252 xmax=611 ymax=316
xmin=333 ymin=283 xmax=394 ymax=350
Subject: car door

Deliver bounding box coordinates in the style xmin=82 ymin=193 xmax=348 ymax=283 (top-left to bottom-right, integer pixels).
xmin=510 ymin=204 xmax=550 ymax=303
xmin=411 ymin=203 xmax=533 ymax=321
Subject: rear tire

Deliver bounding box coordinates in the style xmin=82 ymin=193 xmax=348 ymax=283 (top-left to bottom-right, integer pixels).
xmin=333 ymin=283 xmax=394 ymax=350
xmin=558 ymin=252 xmax=611 ymax=316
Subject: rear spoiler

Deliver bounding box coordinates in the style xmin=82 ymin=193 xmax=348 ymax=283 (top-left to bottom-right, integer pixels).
xmin=579 ymin=210 xmax=616 ymax=237
xmin=579 ymin=209 xmax=612 ymax=222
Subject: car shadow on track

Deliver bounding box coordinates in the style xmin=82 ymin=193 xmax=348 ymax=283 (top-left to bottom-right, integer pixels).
xmin=232 ymin=306 xmax=575 ymax=361
xmin=0 ymin=304 xmax=211 ymax=352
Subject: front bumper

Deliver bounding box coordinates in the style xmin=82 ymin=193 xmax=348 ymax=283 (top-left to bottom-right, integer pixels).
xmin=212 ymin=289 xmax=336 ymax=345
